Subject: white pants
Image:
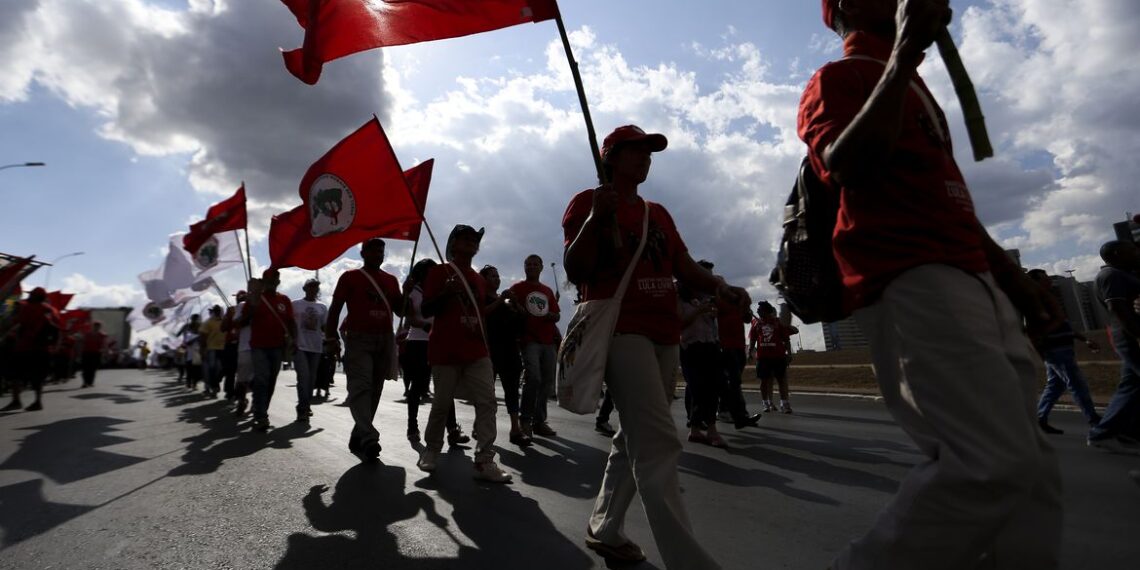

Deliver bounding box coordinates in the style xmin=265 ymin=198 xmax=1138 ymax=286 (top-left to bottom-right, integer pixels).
xmin=834 ymin=265 xmax=1063 ymax=570
xmin=589 ymin=334 xmax=719 ymax=570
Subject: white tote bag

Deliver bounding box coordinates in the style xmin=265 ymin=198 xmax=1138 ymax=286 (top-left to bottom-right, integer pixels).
xmin=556 ymin=201 xmax=649 ymax=414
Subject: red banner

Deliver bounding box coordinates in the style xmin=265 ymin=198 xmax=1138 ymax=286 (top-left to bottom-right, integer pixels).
xmin=183 ymin=185 xmax=248 ymax=254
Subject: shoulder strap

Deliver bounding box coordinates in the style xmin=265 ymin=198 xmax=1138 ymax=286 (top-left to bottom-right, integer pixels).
xmin=356 ymin=269 xmax=394 ymax=315
xmin=613 ymin=200 xmax=651 ymax=302
xmin=446 ymin=262 xmax=489 ymax=349
xmin=260 ymin=294 xmax=292 ymax=336
xmin=840 ymin=55 xmax=948 ymax=145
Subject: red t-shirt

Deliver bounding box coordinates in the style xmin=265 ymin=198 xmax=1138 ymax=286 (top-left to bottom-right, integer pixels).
xmin=797 ymin=32 xmax=989 ymax=308
xmin=509 ymin=280 xmax=560 ymax=345
xmin=562 ymin=191 xmax=688 ymax=345
xmin=82 ymin=331 xmax=107 ymax=353
xmin=249 ymin=292 xmax=294 ymax=349
xmin=716 ymin=299 xmax=747 ymax=351
xmin=10 ymin=301 xmax=59 ymax=353
xmin=423 ymin=264 xmax=489 ymax=365
xmin=332 ymin=268 xmax=401 ymax=334
xmin=750 ymin=317 xmax=792 ymax=359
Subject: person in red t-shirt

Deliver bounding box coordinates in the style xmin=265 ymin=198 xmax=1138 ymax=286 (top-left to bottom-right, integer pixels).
xmin=237 ymin=268 xmax=296 ymax=431
xmin=716 ymin=288 xmax=761 ymax=427
xmin=2 ymin=288 xmax=59 ymax=412
xmin=415 ymin=225 xmax=511 ymax=483
xmin=748 ymin=302 xmax=798 ymax=413
xmin=325 ymin=238 xmax=405 ymax=461
xmin=563 ymin=124 xmax=750 ymax=569
xmin=79 ymin=321 xmax=109 ymax=388
xmin=509 ymin=254 xmax=561 ymax=438
xmin=802 ymin=2 xmax=1064 ymax=568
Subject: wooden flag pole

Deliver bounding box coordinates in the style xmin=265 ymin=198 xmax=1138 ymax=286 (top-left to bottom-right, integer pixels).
xmin=935 ymin=29 xmax=993 ymax=161
xmin=553 ymin=6 xmax=621 ymax=248
xmin=232 ymin=230 xmax=250 ymax=283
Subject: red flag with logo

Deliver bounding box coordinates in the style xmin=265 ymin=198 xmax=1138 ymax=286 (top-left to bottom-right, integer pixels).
xmin=183 ymin=185 xmax=248 ymax=254
xmin=45 ymin=291 xmax=74 ymax=311
xmin=280 ymin=0 xmax=559 ymax=84
xmin=268 ymin=118 xmax=428 ymax=270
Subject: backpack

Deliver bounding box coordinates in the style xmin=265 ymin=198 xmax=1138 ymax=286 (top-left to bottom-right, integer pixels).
xmin=769 ymin=157 xmax=849 ymax=324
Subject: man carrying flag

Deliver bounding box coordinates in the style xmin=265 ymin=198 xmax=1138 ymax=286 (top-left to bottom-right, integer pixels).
xmin=183 ymin=186 xmax=247 ymax=255
xmin=237 ymin=269 xmax=296 ymax=432
xmin=325 ymin=238 xmax=403 ymax=461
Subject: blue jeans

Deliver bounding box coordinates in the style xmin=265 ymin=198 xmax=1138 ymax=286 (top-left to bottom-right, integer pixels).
xmin=1090 ymin=333 xmax=1140 ymax=440
xmin=293 ymin=350 xmax=321 ymax=413
xmin=251 ymin=348 xmax=284 ymax=422
xmin=520 ymin=343 xmax=557 ymax=424
xmin=1036 ymin=346 xmax=1099 ymax=424
xmin=204 ymin=349 xmax=224 ymax=393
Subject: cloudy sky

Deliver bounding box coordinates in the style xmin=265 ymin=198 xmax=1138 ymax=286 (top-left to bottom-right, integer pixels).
xmin=1 ymin=0 xmax=1137 ymax=348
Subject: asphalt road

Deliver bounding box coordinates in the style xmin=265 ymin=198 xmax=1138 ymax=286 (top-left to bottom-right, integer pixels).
xmin=0 ymin=368 xmax=1137 ymax=569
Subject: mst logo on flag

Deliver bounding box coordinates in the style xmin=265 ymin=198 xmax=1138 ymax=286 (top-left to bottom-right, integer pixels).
xmin=526 ymin=291 xmax=550 ymax=317
xmin=309 ymin=174 xmax=357 ymax=237
xmin=192 ymin=236 xmax=220 ymax=270
xmin=142 ymin=302 xmax=164 ymax=323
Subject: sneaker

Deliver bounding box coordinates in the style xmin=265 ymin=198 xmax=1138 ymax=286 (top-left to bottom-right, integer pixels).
xmin=780 ymin=404 xmax=794 ymax=414
xmin=761 ymin=402 xmax=773 ymax=413
xmin=473 ymin=461 xmax=513 ymax=483
xmin=1088 ymin=436 xmax=1140 ymax=456
xmin=585 ymin=529 xmax=646 ymax=563
xmin=533 ymin=422 xmax=557 ymax=437
xmin=24 ymin=401 xmax=43 ymax=412
xmin=509 ymin=430 xmax=533 ymax=447
xmin=595 ymin=420 xmax=616 ymax=436
xmin=447 ymin=428 xmax=471 ymax=446
xmin=734 ymin=412 xmax=762 ymax=429
xmin=1 ymin=401 xmax=23 ymax=412
xmin=520 ymin=421 xmax=534 ymax=438
xmin=1038 ymin=419 xmax=1064 ymax=435
xmin=407 ymin=427 xmax=421 ymax=443
xmin=253 ymin=418 xmax=270 ymax=432
xmin=417 ymin=449 xmax=439 ymax=472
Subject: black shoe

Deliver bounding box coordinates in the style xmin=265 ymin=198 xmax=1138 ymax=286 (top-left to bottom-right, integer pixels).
xmin=1039 ymin=420 xmax=1064 ymax=435
xmin=448 ymin=429 xmax=471 ymax=446
xmin=253 ymin=419 xmax=270 ymax=432
xmin=595 ymin=420 xmax=616 ymax=436
xmin=295 ymin=413 xmax=309 ymax=424
xmin=24 ymin=401 xmax=43 ymax=412
xmin=734 ymin=413 xmax=762 ymax=429
xmin=509 ymin=430 xmax=533 ymax=447
xmin=1 ymin=401 xmax=22 ymax=412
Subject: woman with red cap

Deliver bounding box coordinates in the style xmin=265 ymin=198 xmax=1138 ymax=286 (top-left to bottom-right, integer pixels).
xmin=564 ymin=124 xmax=750 ymax=569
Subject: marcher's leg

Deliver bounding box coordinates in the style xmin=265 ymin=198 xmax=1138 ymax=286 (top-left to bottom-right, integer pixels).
xmin=535 ymin=343 xmax=557 ymax=425
xmin=1057 ymin=354 xmax=1100 ymax=425
xmin=343 ymin=335 xmax=381 ymax=450
xmin=1036 ymin=355 xmax=1067 ymax=422
xmin=589 ymin=335 xmax=719 ymax=570
xmin=519 ymin=343 xmax=541 ymax=427
xmin=249 ymin=349 xmax=272 ymax=424
xmin=466 ymin=358 xmax=498 ymax=463
xmin=833 ymin=265 xmax=1060 ymax=570
xmin=1089 ymin=336 xmax=1140 ymax=440
xmin=424 ymin=365 xmax=460 ymax=453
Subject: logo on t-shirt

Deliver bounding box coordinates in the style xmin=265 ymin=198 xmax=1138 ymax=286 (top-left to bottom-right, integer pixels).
xmin=192 ymin=235 xmax=220 ymax=270
xmin=525 ymin=291 xmax=550 ymax=317
xmin=309 ymin=174 xmax=357 ymax=236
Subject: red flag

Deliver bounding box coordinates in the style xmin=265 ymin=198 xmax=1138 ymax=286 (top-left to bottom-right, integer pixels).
xmin=183 ymin=185 xmax=248 ymax=254
xmin=61 ymin=309 xmax=92 ymax=333
xmin=388 ymin=158 xmax=433 ymax=242
xmin=0 ymin=256 xmax=33 ymax=295
xmin=281 ymin=0 xmax=559 ymax=84
xmin=45 ymin=291 xmax=74 ymax=311
xmin=268 ymin=119 xmax=428 ymax=270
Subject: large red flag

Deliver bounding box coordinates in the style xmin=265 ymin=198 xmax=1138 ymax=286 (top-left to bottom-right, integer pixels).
xmin=281 ymin=0 xmax=559 ymax=84
xmin=268 ymin=119 xmax=429 ymax=270
xmin=183 ymin=185 xmax=248 ymax=254
xmin=45 ymin=291 xmax=74 ymax=311
xmin=0 ymin=256 xmax=33 ymax=294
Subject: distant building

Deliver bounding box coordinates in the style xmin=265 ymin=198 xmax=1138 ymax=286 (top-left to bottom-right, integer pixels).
xmin=823 ymin=317 xmax=868 ymax=351
xmin=1047 ymin=276 xmax=1108 ymax=332
xmin=1004 ymin=248 xmax=1023 ymax=269
xmin=1113 ymin=216 xmax=1140 ymax=244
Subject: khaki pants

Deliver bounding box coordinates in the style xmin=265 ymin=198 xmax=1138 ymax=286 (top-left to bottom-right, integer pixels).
xmin=425 ymin=357 xmax=497 ymax=463
xmin=835 ymin=265 xmax=1063 ymax=570
xmin=589 ymin=335 xmax=719 ymax=570
xmin=343 ymin=332 xmax=393 ymax=447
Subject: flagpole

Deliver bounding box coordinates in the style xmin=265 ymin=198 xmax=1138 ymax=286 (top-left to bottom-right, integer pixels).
xmin=243 ymin=228 xmax=254 ymax=279
xmin=233 ymin=230 xmax=250 ymax=283
xmin=396 ymin=234 xmax=421 ymax=333
xmin=212 ymin=281 xmax=232 ymax=308
xmin=552 ymin=5 xmax=621 ymax=247
xmin=550 ymin=261 xmax=562 ymax=302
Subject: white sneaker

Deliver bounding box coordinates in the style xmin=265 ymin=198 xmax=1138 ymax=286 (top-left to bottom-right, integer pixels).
xmin=417 ymin=450 xmax=439 ymax=472
xmin=473 ymin=461 xmax=512 ymax=483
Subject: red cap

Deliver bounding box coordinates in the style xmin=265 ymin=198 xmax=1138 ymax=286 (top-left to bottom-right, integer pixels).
xmin=601 ymin=125 xmax=667 ymax=161
xmin=822 ymin=0 xmax=839 ymax=30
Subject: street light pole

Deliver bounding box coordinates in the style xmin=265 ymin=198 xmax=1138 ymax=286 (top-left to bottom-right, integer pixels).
xmin=43 ymin=251 xmax=84 ymax=290
xmin=0 ymin=162 xmax=46 ymax=172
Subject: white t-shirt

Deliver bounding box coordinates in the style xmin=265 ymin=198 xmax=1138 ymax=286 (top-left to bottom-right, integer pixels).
xmin=405 ymin=287 xmax=433 ymax=342
xmin=292 ymin=298 xmax=329 ymax=353
xmin=234 ymin=304 xmax=252 ymax=352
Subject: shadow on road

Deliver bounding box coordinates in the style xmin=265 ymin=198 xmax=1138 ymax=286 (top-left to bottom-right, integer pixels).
xmin=70 ymin=392 xmax=145 ymax=405
xmin=0 ymin=479 xmax=95 ymax=548
xmin=0 ymin=417 xmax=145 ymax=484
xmin=497 ymin=436 xmax=608 ymax=500
xmin=677 ymin=450 xmax=840 ymax=506
xmin=167 ymin=400 xmax=322 ymax=477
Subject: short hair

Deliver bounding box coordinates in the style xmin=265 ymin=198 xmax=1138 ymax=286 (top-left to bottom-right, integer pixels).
xmin=757 ymin=301 xmax=776 ymax=314
xmin=479 ymin=265 xmax=499 ymax=278
xmin=697 ymin=259 xmax=715 ymax=270
xmin=362 ymin=238 xmax=386 ymax=251
xmin=525 ymin=254 xmax=543 ymax=264
xmin=1100 ymin=240 xmax=1132 ymax=264
xmin=1026 ymin=269 xmax=1048 ymax=280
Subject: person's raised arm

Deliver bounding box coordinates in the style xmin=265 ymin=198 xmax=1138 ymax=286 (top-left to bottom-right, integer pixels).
xmin=823 ymin=1 xmax=951 ymax=187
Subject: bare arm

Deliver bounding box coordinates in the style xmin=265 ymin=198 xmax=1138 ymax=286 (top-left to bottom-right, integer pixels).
xmin=324 ymin=298 xmax=344 ymax=339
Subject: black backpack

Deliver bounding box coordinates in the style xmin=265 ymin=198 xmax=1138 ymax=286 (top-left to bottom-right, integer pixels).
xmin=769 ymin=157 xmax=849 ymax=324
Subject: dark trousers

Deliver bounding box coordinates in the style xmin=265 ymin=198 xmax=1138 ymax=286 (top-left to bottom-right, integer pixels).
xmin=718 ymin=348 xmax=750 ymax=420
xmin=493 ymin=352 xmax=523 ymax=416
xmin=597 ymin=389 xmax=614 ymax=423
xmin=680 ymin=342 xmax=724 ymax=429
xmin=401 ymin=341 xmax=457 ymax=431
xmin=222 ymin=343 xmax=238 ymax=398
xmin=1091 ymin=333 xmax=1140 ymax=440
xmin=81 ymin=352 xmax=100 ymax=386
